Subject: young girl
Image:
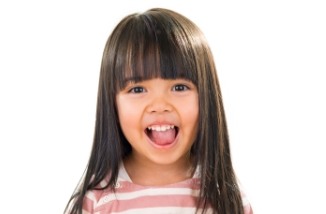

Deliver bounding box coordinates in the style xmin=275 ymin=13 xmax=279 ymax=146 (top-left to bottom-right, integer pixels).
xmin=65 ymin=8 xmax=253 ymax=214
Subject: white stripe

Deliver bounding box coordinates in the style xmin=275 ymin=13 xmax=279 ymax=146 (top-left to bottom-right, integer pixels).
xmin=110 ymin=207 xmax=211 ymax=214
xmin=96 ymin=187 xmax=199 ymax=207
xmin=85 ymin=190 xmax=97 ymax=202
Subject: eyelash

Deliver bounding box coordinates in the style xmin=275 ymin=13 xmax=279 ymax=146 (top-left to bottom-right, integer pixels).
xmin=128 ymin=86 xmax=145 ymax=93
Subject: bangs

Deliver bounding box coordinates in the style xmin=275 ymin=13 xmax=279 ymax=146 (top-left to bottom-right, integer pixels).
xmin=112 ymin=12 xmax=198 ymax=90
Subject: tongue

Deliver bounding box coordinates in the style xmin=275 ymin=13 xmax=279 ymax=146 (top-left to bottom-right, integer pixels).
xmin=149 ymin=129 xmax=176 ymax=145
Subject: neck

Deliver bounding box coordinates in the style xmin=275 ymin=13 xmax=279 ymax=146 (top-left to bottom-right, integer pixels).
xmin=123 ymin=153 xmax=193 ymax=186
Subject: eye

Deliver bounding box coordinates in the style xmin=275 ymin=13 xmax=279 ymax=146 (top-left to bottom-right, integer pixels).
xmin=172 ymin=84 xmax=189 ymax=91
xmin=128 ymin=86 xmax=146 ymax=93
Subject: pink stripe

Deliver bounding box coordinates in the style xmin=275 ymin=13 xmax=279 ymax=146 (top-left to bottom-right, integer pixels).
xmin=83 ymin=196 xmax=94 ymax=211
xmin=87 ymin=189 xmax=107 ymax=202
xmin=94 ymin=194 xmax=199 ymax=213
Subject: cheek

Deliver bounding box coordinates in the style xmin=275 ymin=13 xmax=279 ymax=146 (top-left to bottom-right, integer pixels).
xmin=116 ymin=98 xmax=144 ymax=139
xmin=179 ymin=97 xmax=199 ymax=131
xmin=183 ymin=106 xmax=198 ymax=122
xmin=117 ymin=104 xmax=137 ymax=129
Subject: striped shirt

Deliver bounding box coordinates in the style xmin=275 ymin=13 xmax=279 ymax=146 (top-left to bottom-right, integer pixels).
xmin=82 ymin=165 xmax=253 ymax=214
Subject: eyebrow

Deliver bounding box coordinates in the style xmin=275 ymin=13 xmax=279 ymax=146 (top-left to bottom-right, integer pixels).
xmin=120 ymin=76 xmax=147 ymax=89
xmin=122 ymin=76 xmax=145 ymax=84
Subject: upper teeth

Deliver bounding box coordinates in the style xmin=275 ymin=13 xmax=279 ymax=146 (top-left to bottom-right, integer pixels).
xmin=147 ymin=125 xmax=175 ymax=132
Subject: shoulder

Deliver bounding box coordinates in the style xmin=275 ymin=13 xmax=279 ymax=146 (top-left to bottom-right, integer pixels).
xmin=82 ymin=163 xmax=136 ymax=213
xmin=82 ymin=165 xmax=129 ymax=213
xmin=82 ymin=176 xmax=113 ymax=213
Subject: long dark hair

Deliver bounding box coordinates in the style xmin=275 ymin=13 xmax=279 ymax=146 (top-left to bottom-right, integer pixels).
xmin=65 ymin=8 xmax=243 ymax=214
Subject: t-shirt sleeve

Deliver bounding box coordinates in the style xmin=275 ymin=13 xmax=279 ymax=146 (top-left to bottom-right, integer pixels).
xmin=242 ymin=190 xmax=254 ymax=214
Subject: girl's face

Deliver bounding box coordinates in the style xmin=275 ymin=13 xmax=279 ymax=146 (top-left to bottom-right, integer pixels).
xmin=116 ymin=78 xmax=199 ymax=167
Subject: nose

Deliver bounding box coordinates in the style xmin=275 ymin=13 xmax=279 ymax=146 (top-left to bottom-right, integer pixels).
xmin=146 ymin=93 xmax=172 ymax=113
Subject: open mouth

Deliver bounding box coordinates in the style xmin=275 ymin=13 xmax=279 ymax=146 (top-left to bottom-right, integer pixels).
xmin=145 ymin=125 xmax=179 ymax=146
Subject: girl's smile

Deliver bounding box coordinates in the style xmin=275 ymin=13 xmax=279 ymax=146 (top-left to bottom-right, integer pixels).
xmin=145 ymin=124 xmax=178 ymax=148
xmin=116 ymin=78 xmax=199 ymax=168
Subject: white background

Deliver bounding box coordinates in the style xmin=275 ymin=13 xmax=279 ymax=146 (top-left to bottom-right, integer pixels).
xmin=0 ymin=0 xmax=325 ymax=213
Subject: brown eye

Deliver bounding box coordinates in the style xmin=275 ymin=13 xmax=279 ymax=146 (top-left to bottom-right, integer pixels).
xmin=172 ymin=84 xmax=189 ymax=91
xmin=128 ymin=87 xmax=145 ymax=93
